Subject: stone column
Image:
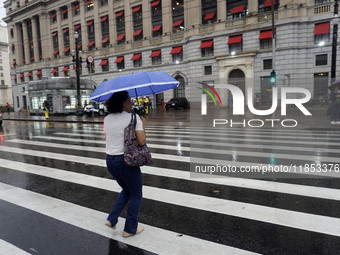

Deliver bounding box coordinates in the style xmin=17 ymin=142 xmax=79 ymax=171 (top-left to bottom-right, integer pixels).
xmin=15 ymin=23 xmax=23 ymax=65
xmin=125 ymin=1 xmax=134 ymax=41
xmin=162 ymin=0 xmax=171 ymax=35
xmin=248 ymin=0 xmax=259 ymax=15
xmin=217 ymin=0 xmax=227 ymax=22
xmin=31 ymin=16 xmax=39 ymax=63
xmin=80 ymin=1 xmax=88 ymax=51
xmin=94 ymin=1 xmax=101 ymax=49
xmin=185 ymin=0 xmax=200 ymax=28
xmin=109 ymin=3 xmax=117 ymax=46
xmin=40 ymin=12 xmax=53 ymax=60
xmin=22 ymin=21 xmax=31 ymax=65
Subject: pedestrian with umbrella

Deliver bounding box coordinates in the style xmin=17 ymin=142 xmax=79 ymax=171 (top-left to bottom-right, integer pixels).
xmin=90 ymin=72 xmax=179 ymax=237
xmin=328 ymin=80 xmax=340 ymax=124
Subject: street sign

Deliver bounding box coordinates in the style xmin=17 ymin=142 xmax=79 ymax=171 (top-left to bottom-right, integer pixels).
xmin=87 ymin=55 xmax=94 ymax=63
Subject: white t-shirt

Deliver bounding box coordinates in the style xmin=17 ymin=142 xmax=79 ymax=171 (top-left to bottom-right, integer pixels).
xmin=104 ymin=111 xmax=144 ymax=155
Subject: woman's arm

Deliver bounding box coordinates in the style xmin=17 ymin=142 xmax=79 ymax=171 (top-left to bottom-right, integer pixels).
xmin=135 ymin=116 xmax=146 ymax=146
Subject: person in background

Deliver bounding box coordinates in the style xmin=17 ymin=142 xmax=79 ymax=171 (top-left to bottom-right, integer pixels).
xmin=43 ymin=100 xmax=50 ymax=120
xmin=6 ymin=102 xmax=10 ymax=114
xmin=161 ymin=98 xmax=165 ymax=110
xmin=104 ymin=91 xmax=146 ymax=238
xmin=329 ymin=86 xmax=340 ymax=124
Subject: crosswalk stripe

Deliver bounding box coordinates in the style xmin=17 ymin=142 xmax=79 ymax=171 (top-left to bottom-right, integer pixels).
xmin=0 ymin=239 xmax=31 ymax=255
xmin=53 ymin=132 xmax=340 ymax=147
xmin=2 ymin=141 xmax=340 ymax=178
xmin=0 ymin=183 xmax=253 ymax=255
xmin=2 ymin=158 xmax=340 ymax=237
xmin=6 ymin=139 xmax=340 ymax=201
xmin=7 ymin=138 xmax=340 ymax=166
xmin=32 ymin=135 xmax=340 ymax=154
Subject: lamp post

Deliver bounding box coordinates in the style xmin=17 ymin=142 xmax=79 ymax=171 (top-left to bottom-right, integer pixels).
xmin=271 ymin=0 xmax=276 ymax=86
xmin=72 ymin=31 xmax=82 ymax=115
xmin=331 ymin=0 xmax=339 ymax=84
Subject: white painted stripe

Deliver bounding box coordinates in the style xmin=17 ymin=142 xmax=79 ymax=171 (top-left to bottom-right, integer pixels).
xmin=32 ymin=135 xmax=340 ymax=154
xmin=7 ymin=139 xmax=340 ymax=200
xmin=2 ymin=159 xmax=340 ymax=237
xmin=0 ymin=183 xmax=251 ymax=255
xmin=7 ymin=138 xmax=340 ymax=164
xmin=53 ymin=132 xmax=340 ymax=147
xmin=0 ymin=239 xmax=31 ymax=255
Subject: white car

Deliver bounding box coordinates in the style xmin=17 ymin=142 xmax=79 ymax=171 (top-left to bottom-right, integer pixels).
xmin=84 ymin=103 xmax=108 ymax=116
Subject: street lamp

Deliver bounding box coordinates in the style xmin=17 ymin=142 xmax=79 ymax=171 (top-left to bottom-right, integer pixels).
xmin=331 ymin=0 xmax=339 ymax=84
xmin=72 ymin=31 xmax=83 ymax=115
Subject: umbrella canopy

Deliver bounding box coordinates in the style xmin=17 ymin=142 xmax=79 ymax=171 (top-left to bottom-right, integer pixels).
xmin=329 ymin=80 xmax=340 ymax=91
xmin=90 ymin=72 xmax=179 ymax=102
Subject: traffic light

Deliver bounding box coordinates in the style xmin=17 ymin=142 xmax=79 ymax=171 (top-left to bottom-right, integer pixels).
xmin=270 ymin=70 xmax=276 ymax=84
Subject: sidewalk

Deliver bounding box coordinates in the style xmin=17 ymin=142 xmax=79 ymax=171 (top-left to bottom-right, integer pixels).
xmin=2 ymin=106 xmax=339 ymax=129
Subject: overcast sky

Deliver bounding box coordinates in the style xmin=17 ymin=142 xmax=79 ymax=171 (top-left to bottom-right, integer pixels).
xmin=0 ymin=0 xmax=7 ymax=26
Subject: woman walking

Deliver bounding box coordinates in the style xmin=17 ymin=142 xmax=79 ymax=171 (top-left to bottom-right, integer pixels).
xmin=104 ymin=91 xmax=146 ymax=237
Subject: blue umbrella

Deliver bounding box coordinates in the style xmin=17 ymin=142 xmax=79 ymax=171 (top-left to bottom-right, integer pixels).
xmin=90 ymin=72 xmax=179 ymax=102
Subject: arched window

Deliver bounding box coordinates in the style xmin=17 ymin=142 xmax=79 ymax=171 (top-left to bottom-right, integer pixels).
xmin=174 ymin=75 xmax=185 ymax=98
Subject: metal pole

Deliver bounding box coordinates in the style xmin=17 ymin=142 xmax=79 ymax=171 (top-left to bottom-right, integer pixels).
xmin=331 ymin=0 xmax=339 ymax=84
xmin=75 ymin=36 xmax=81 ymax=115
xmin=271 ymin=0 xmax=276 ymax=86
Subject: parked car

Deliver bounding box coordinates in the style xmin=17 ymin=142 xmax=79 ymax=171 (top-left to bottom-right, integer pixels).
xmin=165 ymin=97 xmax=189 ymax=110
xmin=0 ymin=110 xmax=2 ymax=126
xmin=84 ymin=103 xmax=108 ymax=117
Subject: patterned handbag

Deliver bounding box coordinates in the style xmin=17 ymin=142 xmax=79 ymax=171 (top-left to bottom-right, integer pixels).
xmin=123 ymin=113 xmax=153 ymax=166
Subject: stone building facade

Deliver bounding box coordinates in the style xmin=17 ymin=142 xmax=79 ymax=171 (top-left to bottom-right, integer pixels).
xmin=3 ymin=0 xmax=339 ymax=110
xmin=0 ymin=25 xmax=13 ymax=107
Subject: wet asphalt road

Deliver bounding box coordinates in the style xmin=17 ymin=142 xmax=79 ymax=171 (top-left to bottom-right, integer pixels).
xmin=1 ymin=108 xmax=340 ymax=254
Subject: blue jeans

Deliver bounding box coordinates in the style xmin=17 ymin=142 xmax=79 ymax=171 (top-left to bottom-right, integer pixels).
xmin=330 ymin=102 xmax=340 ymax=121
xmin=106 ymin=154 xmax=143 ymax=234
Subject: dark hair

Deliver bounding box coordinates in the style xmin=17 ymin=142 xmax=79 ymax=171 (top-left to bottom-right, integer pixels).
xmin=106 ymin=91 xmax=130 ymax=113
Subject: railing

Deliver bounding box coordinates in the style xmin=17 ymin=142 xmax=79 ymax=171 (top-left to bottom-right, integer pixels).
xmin=314 ymin=4 xmax=331 ymax=14
xmin=258 ymin=12 xmax=278 ymax=22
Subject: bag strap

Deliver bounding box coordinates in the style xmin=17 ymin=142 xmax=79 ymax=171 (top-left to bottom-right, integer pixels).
xmin=131 ymin=113 xmax=137 ymax=129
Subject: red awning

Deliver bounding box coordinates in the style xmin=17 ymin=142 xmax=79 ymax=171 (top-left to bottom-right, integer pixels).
xmin=116 ymin=11 xmax=124 ymax=17
xmin=117 ymin=33 xmax=125 ymax=41
xmin=102 ymin=37 xmax=109 ymax=43
xmin=61 ymin=66 xmax=69 ymax=72
xmin=86 ymin=0 xmax=93 ymax=5
xmin=133 ymin=29 xmax=142 ymax=36
xmin=72 ymin=5 xmax=79 ymax=10
xmin=30 ymin=39 xmax=33 ymax=44
xmin=149 ymin=50 xmax=161 ymax=57
xmin=53 ymin=49 xmax=59 ymax=55
xmin=12 ymin=75 xmax=17 ymax=80
xmin=101 ymin=16 xmax=108 ymax=22
xmin=31 ymin=56 xmax=34 ymax=60
xmin=78 ymin=44 xmax=82 ymax=49
xmin=19 ymin=73 xmax=24 ymax=78
xmin=11 ymin=59 xmax=16 ymax=65
xmin=314 ymin=23 xmax=330 ymax=35
xmin=63 ymin=47 xmax=70 ymax=53
xmin=52 ymin=32 xmax=57 ymax=36
xmin=131 ymin=53 xmax=141 ymax=60
xmin=35 ymin=70 xmax=42 ymax=75
xmin=152 ymin=24 xmax=162 ymax=32
xmin=99 ymin=59 xmax=108 ymax=66
xmin=170 ymin=46 xmax=182 ymax=54
xmin=199 ymin=40 xmax=213 ymax=49
xmin=27 ymin=71 xmax=32 ymax=77
xmin=204 ymin=12 xmax=215 ymax=20
xmin=132 ymin=6 xmax=141 ymax=12
xmin=172 ymin=19 xmax=183 ymax=27
xmin=231 ymin=5 xmax=245 ymax=14
xmin=61 ymin=9 xmax=68 ymax=14
xmin=63 ymin=28 xmax=69 ymax=33
xmin=74 ymin=24 xmax=81 ymax=30
xmin=228 ymin=35 xmax=242 ymax=44
xmin=114 ymin=56 xmax=124 ymax=63
xmin=264 ymin=0 xmax=276 ymax=7
xmin=151 ymin=0 xmax=160 ymax=7
xmin=87 ymin=41 xmax=95 ymax=47
xmin=259 ymin=30 xmax=272 ymax=39
xmin=51 ymin=13 xmax=56 ymax=19
xmin=51 ymin=68 xmax=58 ymax=73
xmin=87 ymin=20 xmax=94 ymax=26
